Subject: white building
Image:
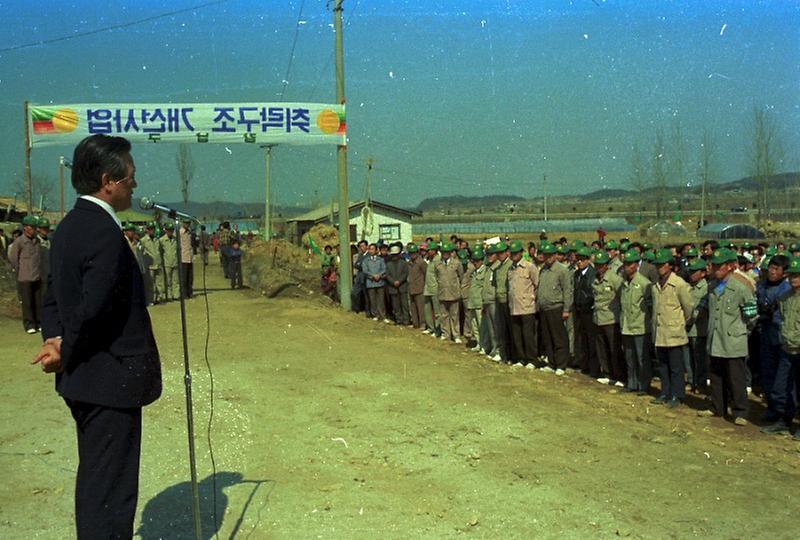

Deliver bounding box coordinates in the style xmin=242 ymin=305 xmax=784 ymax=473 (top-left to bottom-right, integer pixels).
xmin=286 ymin=200 xmax=420 ymax=246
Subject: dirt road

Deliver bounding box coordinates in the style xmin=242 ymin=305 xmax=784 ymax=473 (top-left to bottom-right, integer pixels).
xmin=1 ymin=263 xmax=798 ymax=539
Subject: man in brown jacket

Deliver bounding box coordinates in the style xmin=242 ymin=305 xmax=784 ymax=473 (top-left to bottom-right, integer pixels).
xmin=435 ymin=242 xmax=465 ymax=342
xmin=651 ymin=248 xmax=693 ymax=408
xmin=406 ymin=243 xmax=427 ymax=329
xmin=507 ymin=240 xmax=540 ymax=365
xmin=9 ymin=215 xmax=43 ymax=333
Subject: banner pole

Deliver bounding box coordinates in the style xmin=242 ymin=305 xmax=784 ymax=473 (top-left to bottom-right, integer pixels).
xmin=333 ymin=0 xmax=352 ymax=310
xmin=23 ymin=101 xmax=33 ymax=214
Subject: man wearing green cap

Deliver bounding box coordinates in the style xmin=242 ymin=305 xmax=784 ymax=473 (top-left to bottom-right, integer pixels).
xmin=466 ymin=248 xmax=487 ymax=352
xmin=407 ymin=244 xmax=427 ymax=329
xmin=159 ymin=225 xmax=179 ymax=301
xmin=606 ymin=241 xmax=622 ymax=276
xmin=423 ymin=242 xmax=441 ymax=336
xmin=435 ymin=242 xmax=465 ymax=342
xmin=482 ymin=245 xmax=501 ymax=360
xmin=771 ymin=257 xmax=800 ymax=439
xmin=139 ymin=223 xmax=162 ymax=305
xmin=537 ymin=242 xmax=573 ymax=374
xmin=620 ymin=250 xmax=653 ymax=393
xmin=651 ymin=248 xmax=692 ymax=408
xmin=9 ymin=215 xmax=43 ymax=333
xmin=592 ymin=251 xmax=625 ymax=385
xmin=493 ymin=241 xmax=514 ymax=362
xmin=507 ymin=239 xmax=540 ymax=365
xmin=700 ymin=249 xmax=758 ymax=425
xmin=685 ymin=258 xmax=710 ymax=393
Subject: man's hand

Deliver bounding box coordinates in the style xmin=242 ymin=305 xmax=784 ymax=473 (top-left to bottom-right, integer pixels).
xmin=562 ymin=311 xmax=570 ymax=321
xmin=32 ymin=337 xmax=63 ymax=374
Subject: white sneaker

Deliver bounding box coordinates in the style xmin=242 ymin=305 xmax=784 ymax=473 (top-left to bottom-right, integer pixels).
xmin=422 ymin=329 xmax=431 ymax=335
xmin=470 ymin=345 xmax=481 ymax=352
xmin=383 ymin=319 xmax=392 ymax=324
xmin=440 ymin=335 xmax=446 ymax=340
xmin=525 ymin=363 xmax=536 ymax=370
xmin=555 ymin=368 xmax=566 ymax=376
xmin=491 ymin=354 xmax=502 ymax=362
xmin=26 ymin=328 xmax=37 ymax=334
xmin=540 ymin=366 xmax=555 ymax=373
xmin=454 ymin=338 xmax=462 ymax=344
xmin=513 ymin=362 xmax=524 ymax=367
xmin=430 ymin=333 xmax=438 ymax=338
xmin=614 ymin=381 xmax=625 ymax=388
xmin=597 ymin=377 xmax=611 ymax=385
xmin=372 ymin=317 xmax=378 ymax=321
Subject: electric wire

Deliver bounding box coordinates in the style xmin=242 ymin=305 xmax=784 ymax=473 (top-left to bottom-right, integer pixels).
xmin=201 ymin=256 xmax=220 ymax=539
xmin=277 ymin=0 xmax=307 ymax=100
xmin=0 ymin=0 xmax=234 ymax=53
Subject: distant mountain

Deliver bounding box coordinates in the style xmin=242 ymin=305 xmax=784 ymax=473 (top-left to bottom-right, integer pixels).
xmin=416 ymin=195 xmax=526 ymax=212
xmin=162 ymin=201 xmax=310 ymax=221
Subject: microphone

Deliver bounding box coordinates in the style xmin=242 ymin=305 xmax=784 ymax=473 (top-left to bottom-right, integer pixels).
xmin=139 ymin=197 xmax=198 ymax=222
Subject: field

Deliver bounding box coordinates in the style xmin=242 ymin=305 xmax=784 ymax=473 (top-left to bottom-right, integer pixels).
xmin=1 ymin=263 xmax=799 ymax=539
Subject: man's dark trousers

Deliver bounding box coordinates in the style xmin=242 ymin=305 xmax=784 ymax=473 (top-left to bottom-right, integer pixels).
xmin=19 ymin=280 xmax=42 ymax=330
xmin=180 ymin=262 xmax=193 ymax=298
xmin=540 ymin=308 xmax=570 ymax=369
xmin=574 ymin=310 xmax=596 ymax=372
xmin=710 ymin=356 xmax=749 ymax=419
xmin=68 ymin=400 xmax=142 ymax=539
xmin=510 ymin=313 xmax=537 ymax=363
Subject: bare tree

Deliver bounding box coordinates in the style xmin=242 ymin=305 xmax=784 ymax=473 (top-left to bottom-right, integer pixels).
xmin=698 ymin=128 xmax=716 ymax=228
xmin=629 ymin=143 xmax=647 ymax=220
xmin=176 ymin=144 xmax=195 ymax=206
xmin=651 ymin=129 xmax=668 ymax=218
xmin=14 ymin=173 xmax=55 ymax=212
xmin=747 ymin=105 xmax=785 ymax=222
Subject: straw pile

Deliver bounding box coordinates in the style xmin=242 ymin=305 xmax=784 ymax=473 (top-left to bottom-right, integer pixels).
xmin=243 ymin=239 xmax=320 ymax=298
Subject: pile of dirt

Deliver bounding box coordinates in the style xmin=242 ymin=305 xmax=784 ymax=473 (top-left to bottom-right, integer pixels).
xmin=243 ymin=239 xmax=320 ymax=298
xmin=0 ymin=259 xmax=21 ymax=319
xmin=302 ymin=223 xmax=339 ymax=251
xmin=761 ymin=221 xmax=800 ymax=240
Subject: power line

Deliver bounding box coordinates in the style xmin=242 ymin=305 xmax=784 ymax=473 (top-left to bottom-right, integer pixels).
xmin=278 ymin=0 xmax=307 ymax=100
xmin=307 ymin=0 xmax=360 ymax=101
xmin=0 ymin=0 xmax=234 ymax=53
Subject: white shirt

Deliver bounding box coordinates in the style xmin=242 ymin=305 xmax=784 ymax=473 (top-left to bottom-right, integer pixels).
xmin=80 ymin=195 xmax=122 ymax=230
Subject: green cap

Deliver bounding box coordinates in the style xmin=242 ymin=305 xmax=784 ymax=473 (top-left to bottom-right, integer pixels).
xmin=22 ymin=215 xmax=37 ymax=226
xmin=620 ymin=241 xmax=631 ymax=251
xmin=494 ymin=241 xmax=508 ymax=253
xmin=643 ymin=250 xmax=655 ymax=262
xmin=569 ymin=239 xmax=585 ymax=252
xmin=594 ymin=251 xmax=611 ymax=265
xmin=710 ymin=248 xmax=737 ymax=264
xmin=742 ymin=241 xmax=752 ymax=249
xmin=37 ymin=217 xmax=50 ymax=228
xmin=441 ymin=241 xmax=455 ymax=252
xmin=135 ymin=226 xmax=145 ymax=235
xmin=556 ymin=244 xmax=570 ymax=255
xmin=540 ymin=242 xmax=557 ymax=254
xmin=622 ymin=249 xmax=641 ymax=264
xmin=765 ymin=246 xmax=777 ymax=256
xmin=472 ymin=248 xmax=485 ymax=260
xmin=123 ymin=221 xmax=135 ymax=231
xmin=652 ymin=248 xmax=673 ymax=265
xmin=688 ymin=258 xmax=707 ymax=271
xmin=606 ymin=240 xmax=619 ymax=250
xmin=790 ymin=243 xmax=800 ymax=252
xmin=723 ymin=241 xmax=736 ymax=249
xmin=457 ymin=249 xmax=468 ymax=259
xmin=509 ymin=240 xmax=524 ymax=253
xmin=642 ymin=242 xmax=654 ymax=250
xmin=787 ymin=257 xmax=800 ymax=274
xmin=407 ymin=243 xmax=419 ymax=253
xmin=686 ymin=247 xmax=699 ymax=258
xmin=428 ymin=241 xmax=439 ymax=251
xmin=576 ymin=246 xmax=593 ymax=258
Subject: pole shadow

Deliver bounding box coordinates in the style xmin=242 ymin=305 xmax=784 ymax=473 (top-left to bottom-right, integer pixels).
xmin=137 ymin=472 xmax=274 ymax=540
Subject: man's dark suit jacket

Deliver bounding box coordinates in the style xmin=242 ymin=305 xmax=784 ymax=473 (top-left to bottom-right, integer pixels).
xmin=41 ymin=198 xmax=161 ymax=408
xmin=573 ymin=264 xmax=597 ymax=314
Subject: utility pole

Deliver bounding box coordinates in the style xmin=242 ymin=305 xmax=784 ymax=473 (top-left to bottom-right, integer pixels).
xmin=23 ymin=101 xmax=33 ymax=214
xmin=543 ymin=173 xmax=548 ymax=222
xmin=59 ymin=156 xmax=66 ymax=219
xmin=260 ymin=144 xmax=275 ymax=240
xmin=700 ymin=179 xmax=706 ymax=229
xmin=333 ymin=0 xmax=352 ymax=310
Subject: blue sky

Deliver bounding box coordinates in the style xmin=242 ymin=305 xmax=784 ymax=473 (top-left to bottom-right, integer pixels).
xmin=0 ymin=0 xmax=797 ymax=210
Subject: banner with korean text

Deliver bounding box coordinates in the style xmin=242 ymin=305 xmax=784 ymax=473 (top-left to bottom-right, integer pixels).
xmin=27 ymin=103 xmax=346 ymax=148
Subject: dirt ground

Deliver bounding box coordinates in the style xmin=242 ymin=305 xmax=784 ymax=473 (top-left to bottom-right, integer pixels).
xmin=1 ymin=262 xmax=798 ymax=539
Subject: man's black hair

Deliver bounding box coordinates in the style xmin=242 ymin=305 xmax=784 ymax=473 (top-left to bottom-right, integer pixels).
xmin=702 ymin=239 xmax=719 ymax=250
xmin=769 ymin=254 xmax=790 ymax=270
xmin=357 ymin=239 xmax=368 ymax=247
xmin=71 ymin=134 xmax=132 ymax=195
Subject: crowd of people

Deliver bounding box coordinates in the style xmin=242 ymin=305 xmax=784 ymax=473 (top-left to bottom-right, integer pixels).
xmin=347 ymin=235 xmax=800 ymax=439
xmin=4 ymin=215 xmax=250 ymax=334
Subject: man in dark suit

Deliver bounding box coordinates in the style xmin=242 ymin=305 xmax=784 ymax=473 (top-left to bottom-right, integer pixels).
xmin=573 ymin=246 xmax=597 ymax=374
xmin=33 ymin=134 xmax=162 ymax=539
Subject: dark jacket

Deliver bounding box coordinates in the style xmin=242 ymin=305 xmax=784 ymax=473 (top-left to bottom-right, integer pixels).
xmin=573 ymin=264 xmax=596 ymax=313
xmin=41 ymin=198 xmax=162 ymax=408
xmin=385 ymin=257 xmax=409 ymax=295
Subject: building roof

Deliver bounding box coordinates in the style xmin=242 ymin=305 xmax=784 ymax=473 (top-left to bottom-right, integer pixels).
xmin=286 ymin=200 xmax=420 ymax=223
xmin=697 ymin=223 xmax=765 ymax=239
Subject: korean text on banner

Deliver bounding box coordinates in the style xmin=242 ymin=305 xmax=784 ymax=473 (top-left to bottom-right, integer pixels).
xmin=27 ymin=103 xmax=346 ymax=147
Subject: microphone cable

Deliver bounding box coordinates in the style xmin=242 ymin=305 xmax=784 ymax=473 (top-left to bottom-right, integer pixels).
xmin=200 ymin=253 xmax=220 ymax=539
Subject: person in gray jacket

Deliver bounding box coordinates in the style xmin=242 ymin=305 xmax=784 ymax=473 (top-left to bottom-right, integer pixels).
xmin=536 ymin=242 xmax=574 ymax=372
xmin=362 ymin=243 xmax=388 ymax=322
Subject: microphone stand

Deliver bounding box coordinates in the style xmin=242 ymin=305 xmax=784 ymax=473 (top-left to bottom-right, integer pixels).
xmin=172 ymin=210 xmax=203 ymax=540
